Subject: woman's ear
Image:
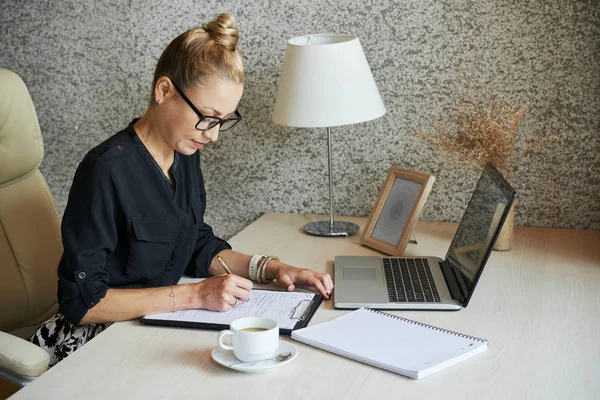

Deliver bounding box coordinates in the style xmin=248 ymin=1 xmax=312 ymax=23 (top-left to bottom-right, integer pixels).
xmin=154 ymin=76 xmax=175 ymax=106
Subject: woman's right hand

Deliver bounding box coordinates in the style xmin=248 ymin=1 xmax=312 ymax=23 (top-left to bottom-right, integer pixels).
xmin=193 ymin=274 xmax=253 ymax=311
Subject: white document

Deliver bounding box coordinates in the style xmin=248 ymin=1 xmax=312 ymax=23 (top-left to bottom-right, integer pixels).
xmin=144 ymin=290 xmax=316 ymax=330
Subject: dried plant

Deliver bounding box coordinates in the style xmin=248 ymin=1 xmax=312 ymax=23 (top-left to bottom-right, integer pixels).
xmin=408 ymin=73 xmax=560 ymax=181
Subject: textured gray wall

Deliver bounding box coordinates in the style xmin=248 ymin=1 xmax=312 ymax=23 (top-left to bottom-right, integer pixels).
xmin=1 ymin=0 xmax=599 ymax=240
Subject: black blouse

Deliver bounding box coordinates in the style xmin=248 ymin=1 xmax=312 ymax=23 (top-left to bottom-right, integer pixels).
xmin=57 ymin=120 xmax=231 ymax=325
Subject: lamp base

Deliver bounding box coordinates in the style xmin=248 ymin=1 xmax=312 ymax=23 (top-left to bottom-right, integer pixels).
xmin=304 ymin=220 xmax=360 ymax=237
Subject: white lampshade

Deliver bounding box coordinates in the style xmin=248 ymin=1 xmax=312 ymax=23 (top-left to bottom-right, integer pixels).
xmin=272 ymin=34 xmax=386 ymax=128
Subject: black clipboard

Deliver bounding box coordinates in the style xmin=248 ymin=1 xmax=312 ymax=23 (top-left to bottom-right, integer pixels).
xmin=140 ymin=289 xmax=323 ymax=335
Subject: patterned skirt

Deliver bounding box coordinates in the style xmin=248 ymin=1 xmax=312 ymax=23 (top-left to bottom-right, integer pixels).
xmin=29 ymin=313 xmax=111 ymax=367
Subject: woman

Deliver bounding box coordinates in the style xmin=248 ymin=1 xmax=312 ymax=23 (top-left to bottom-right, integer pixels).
xmin=31 ymin=13 xmax=333 ymax=367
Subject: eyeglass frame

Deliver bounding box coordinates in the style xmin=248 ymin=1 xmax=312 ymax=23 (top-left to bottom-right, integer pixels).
xmin=167 ymin=78 xmax=242 ymax=132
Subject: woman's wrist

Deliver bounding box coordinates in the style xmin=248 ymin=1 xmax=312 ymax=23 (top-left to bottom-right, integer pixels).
xmin=265 ymin=260 xmax=283 ymax=281
xmin=178 ymin=283 xmax=200 ymax=310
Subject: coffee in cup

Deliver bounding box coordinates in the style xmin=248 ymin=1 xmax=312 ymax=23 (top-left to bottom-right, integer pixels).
xmin=217 ymin=317 xmax=279 ymax=362
xmin=241 ymin=327 xmax=268 ymax=332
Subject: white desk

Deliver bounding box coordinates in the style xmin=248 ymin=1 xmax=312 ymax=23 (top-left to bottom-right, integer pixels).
xmin=11 ymin=213 xmax=600 ymax=399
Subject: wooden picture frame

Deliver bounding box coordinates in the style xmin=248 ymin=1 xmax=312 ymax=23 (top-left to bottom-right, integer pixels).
xmin=360 ymin=166 xmax=435 ymax=256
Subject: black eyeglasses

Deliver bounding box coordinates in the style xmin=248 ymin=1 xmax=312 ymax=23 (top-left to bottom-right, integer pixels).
xmin=170 ymin=80 xmax=242 ymax=132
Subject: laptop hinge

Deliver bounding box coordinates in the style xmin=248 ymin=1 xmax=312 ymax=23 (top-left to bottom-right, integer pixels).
xmin=440 ymin=260 xmax=467 ymax=304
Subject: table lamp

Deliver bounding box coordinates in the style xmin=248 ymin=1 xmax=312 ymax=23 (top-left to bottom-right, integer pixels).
xmin=272 ymin=34 xmax=386 ymax=236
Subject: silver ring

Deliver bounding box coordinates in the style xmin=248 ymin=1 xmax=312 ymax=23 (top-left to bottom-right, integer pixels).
xmin=233 ymin=298 xmax=239 ymax=307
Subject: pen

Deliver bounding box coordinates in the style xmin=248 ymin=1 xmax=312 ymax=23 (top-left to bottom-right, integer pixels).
xmin=216 ymin=255 xmax=232 ymax=274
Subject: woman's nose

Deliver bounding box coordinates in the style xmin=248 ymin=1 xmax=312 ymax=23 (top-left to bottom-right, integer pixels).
xmin=203 ymin=125 xmax=220 ymax=142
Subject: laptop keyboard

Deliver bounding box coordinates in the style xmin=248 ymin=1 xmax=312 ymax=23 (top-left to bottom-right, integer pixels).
xmin=383 ymin=258 xmax=441 ymax=303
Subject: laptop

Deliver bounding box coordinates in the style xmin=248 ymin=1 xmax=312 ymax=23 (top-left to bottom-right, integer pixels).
xmin=334 ymin=163 xmax=516 ymax=311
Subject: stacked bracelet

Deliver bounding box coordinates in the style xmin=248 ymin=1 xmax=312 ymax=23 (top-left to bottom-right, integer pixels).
xmin=256 ymin=255 xmax=280 ymax=284
xmin=248 ymin=254 xmax=265 ymax=282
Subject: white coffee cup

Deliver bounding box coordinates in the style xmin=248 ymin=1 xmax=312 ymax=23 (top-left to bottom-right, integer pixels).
xmin=217 ymin=317 xmax=279 ymax=363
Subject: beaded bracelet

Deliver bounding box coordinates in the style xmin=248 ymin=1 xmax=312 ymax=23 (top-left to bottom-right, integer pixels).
xmin=248 ymin=254 xmax=265 ymax=282
xmin=257 ymin=255 xmax=280 ymax=284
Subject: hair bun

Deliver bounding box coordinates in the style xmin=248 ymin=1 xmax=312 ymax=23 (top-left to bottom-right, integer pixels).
xmin=203 ymin=13 xmax=239 ymax=51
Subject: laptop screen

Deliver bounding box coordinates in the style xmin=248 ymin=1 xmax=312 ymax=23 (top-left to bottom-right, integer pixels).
xmin=445 ymin=163 xmax=516 ymax=306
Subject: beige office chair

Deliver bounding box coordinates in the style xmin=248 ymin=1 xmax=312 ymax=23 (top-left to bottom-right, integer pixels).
xmin=0 ymin=68 xmax=63 ymax=391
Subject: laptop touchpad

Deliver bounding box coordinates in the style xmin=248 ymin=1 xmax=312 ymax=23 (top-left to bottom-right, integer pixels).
xmin=343 ymin=267 xmax=377 ymax=280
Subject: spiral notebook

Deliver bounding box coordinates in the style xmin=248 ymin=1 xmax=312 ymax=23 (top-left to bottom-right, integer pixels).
xmin=291 ymin=308 xmax=487 ymax=379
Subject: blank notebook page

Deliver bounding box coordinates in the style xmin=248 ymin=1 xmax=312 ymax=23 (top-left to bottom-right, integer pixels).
xmin=291 ymin=308 xmax=487 ymax=379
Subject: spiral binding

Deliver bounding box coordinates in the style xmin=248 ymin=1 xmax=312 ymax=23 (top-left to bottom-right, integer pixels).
xmin=366 ymin=308 xmax=486 ymax=343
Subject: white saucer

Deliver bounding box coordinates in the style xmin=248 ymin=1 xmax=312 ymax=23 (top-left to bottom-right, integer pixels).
xmin=211 ymin=340 xmax=298 ymax=373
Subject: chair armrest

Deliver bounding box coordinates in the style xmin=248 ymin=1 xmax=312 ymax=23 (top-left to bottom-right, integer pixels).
xmin=0 ymin=331 xmax=49 ymax=377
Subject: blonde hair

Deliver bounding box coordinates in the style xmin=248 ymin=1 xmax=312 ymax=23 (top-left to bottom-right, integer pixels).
xmin=150 ymin=13 xmax=245 ymax=102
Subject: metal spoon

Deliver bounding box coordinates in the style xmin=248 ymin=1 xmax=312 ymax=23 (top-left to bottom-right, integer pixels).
xmin=229 ymin=352 xmax=292 ymax=368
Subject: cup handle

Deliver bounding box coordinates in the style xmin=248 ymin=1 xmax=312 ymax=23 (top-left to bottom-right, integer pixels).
xmin=217 ymin=330 xmax=234 ymax=351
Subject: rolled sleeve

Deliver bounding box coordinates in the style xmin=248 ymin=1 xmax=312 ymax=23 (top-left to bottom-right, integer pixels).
xmin=57 ymin=156 xmax=120 ymax=325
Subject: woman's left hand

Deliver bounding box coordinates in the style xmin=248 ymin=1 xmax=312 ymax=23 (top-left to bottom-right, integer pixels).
xmin=267 ymin=261 xmax=334 ymax=299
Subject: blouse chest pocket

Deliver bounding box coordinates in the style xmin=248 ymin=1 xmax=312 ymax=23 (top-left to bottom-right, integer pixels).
xmin=126 ymin=217 xmax=180 ymax=278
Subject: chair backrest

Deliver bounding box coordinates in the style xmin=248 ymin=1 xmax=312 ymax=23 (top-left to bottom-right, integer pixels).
xmin=0 ymin=68 xmax=62 ymax=333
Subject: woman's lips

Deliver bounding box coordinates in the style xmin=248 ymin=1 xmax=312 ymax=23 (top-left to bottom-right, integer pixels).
xmin=191 ymin=139 xmax=205 ymax=149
